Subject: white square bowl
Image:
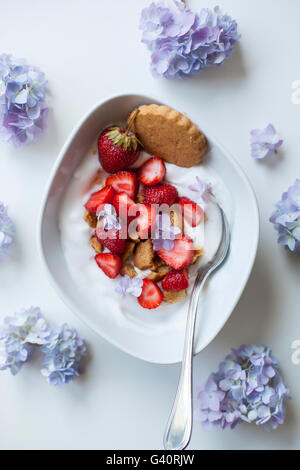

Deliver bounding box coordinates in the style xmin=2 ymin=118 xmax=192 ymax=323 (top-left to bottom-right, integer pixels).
xmin=38 ymin=93 xmax=259 ymax=364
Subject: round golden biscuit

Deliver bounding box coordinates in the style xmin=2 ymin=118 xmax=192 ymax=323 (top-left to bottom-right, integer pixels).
xmin=127 ymin=104 xmax=207 ymax=167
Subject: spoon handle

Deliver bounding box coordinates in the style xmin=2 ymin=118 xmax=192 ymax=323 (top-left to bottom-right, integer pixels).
xmin=163 ymin=269 xmax=211 ymax=450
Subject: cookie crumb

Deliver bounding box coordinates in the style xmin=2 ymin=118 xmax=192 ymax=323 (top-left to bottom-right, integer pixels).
xmin=163 ymin=289 xmax=187 ymax=304
xmin=134 ymin=239 xmax=155 ymax=270
xmin=192 ymin=248 xmax=204 ymax=264
xmin=84 ymin=211 xmax=97 ymax=228
xmin=91 ymin=236 xmax=103 ymax=253
xmin=120 ymin=264 xmax=137 ymax=279
xmin=122 ymin=241 xmax=136 ymax=263
xmin=148 ymin=265 xmax=171 ymax=282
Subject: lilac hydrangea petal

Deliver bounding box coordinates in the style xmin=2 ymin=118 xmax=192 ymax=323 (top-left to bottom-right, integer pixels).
xmin=97 ymin=204 xmax=121 ymax=231
xmin=250 ymin=124 xmax=283 ymax=159
xmin=116 ymin=275 xmax=143 ymax=298
xmin=152 ymin=213 xmax=181 ymax=251
xmin=188 ymin=176 xmax=212 ymax=203
xmin=270 ymin=180 xmax=300 ymax=254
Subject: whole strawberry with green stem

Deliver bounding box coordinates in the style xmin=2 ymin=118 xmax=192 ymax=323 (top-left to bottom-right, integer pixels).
xmin=98 ymin=109 xmax=142 ymax=173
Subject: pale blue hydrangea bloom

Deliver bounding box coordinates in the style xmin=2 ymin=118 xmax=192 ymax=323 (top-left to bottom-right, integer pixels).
xmin=0 ymin=307 xmax=51 ymax=375
xmin=197 ymin=345 xmax=290 ymax=431
xmin=115 ymin=275 xmax=143 ymax=298
xmin=0 ymin=54 xmax=48 ymax=147
xmin=140 ymin=1 xmax=240 ymax=79
xmin=0 ymin=202 xmax=14 ymax=260
xmin=41 ymin=324 xmax=87 ymax=386
xmin=270 ymin=180 xmax=300 ymax=254
xmin=250 ymin=124 xmax=283 ymax=159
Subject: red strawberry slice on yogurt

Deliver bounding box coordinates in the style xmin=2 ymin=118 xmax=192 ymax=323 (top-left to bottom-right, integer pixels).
xmin=95 ymin=253 xmax=122 ymax=279
xmin=177 ymin=196 xmax=204 ymax=227
xmin=157 ymin=234 xmax=194 ymax=270
xmin=84 ymin=185 xmax=115 ymax=214
xmin=138 ymin=157 xmax=166 ymax=186
xmin=138 ymin=279 xmax=163 ymax=310
xmin=106 ymin=171 xmax=138 ymax=200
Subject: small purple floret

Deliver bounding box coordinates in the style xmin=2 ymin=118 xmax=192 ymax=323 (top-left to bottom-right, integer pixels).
xmin=188 ymin=176 xmax=212 ymax=203
xmin=270 ymin=180 xmax=300 ymax=254
xmin=97 ymin=204 xmax=121 ymax=231
xmin=115 ymin=275 xmax=143 ymax=298
xmin=152 ymin=213 xmax=181 ymax=251
xmin=250 ymin=124 xmax=283 ymax=159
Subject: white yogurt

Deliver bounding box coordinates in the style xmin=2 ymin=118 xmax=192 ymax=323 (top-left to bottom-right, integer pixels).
xmin=58 ymin=144 xmax=232 ymax=333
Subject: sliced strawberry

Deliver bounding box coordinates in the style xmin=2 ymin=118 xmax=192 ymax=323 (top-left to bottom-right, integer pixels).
xmin=157 ymin=234 xmax=194 ymax=270
xmin=162 ymin=269 xmax=189 ymax=291
xmin=84 ymin=186 xmax=115 ymax=214
xmin=177 ymin=197 xmax=204 ymax=227
xmin=138 ymin=279 xmax=163 ymax=310
xmin=142 ymin=183 xmax=178 ymax=206
xmin=134 ymin=203 xmax=157 ymax=239
xmin=106 ymin=171 xmax=138 ymax=200
xmin=95 ymin=227 xmax=127 ymax=255
xmin=138 ymin=157 xmax=166 ymax=186
xmin=113 ymin=192 xmax=136 ymax=220
xmin=95 ymin=253 xmax=122 ymax=279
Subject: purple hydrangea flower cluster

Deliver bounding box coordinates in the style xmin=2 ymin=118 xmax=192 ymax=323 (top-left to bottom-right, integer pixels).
xmin=41 ymin=324 xmax=87 ymax=386
xmin=0 ymin=202 xmax=14 ymax=260
xmin=0 ymin=307 xmax=51 ymax=375
xmin=0 ymin=307 xmax=86 ymax=385
xmin=0 ymin=54 xmax=48 ymax=147
xmin=197 ymin=345 xmax=290 ymax=431
xmin=152 ymin=213 xmax=181 ymax=251
xmin=270 ymin=180 xmax=300 ymax=254
xmin=140 ymin=1 xmax=240 ymax=79
xmin=250 ymin=124 xmax=283 ymax=160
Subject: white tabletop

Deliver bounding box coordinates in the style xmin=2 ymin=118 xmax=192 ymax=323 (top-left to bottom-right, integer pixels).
xmin=1 ymin=0 xmax=299 ymax=450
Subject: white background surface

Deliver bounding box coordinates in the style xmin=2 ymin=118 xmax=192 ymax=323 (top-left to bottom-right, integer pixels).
xmin=1 ymin=0 xmax=300 ymax=450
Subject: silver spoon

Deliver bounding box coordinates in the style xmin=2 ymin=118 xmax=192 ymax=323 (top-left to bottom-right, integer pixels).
xmin=163 ymin=205 xmax=230 ymax=451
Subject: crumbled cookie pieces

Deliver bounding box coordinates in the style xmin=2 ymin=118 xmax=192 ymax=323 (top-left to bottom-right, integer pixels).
xmin=147 ymin=265 xmax=172 ymax=282
xmin=192 ymin=248 xmax=204 ymax=264
xmin=122 ymin=241 xmax=136 ymax=263
xmin=134 ymin=239 xmax=155 ymax=270
xmin=120 ymin=264 xmax=137 ymax=279
xmin=90 ymin=236 xmax=103 ymax=254
xmin=163 ymin=289 xmax=187 ymax=304
xmin=84 ymin=211 xmax=97 ymax=228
